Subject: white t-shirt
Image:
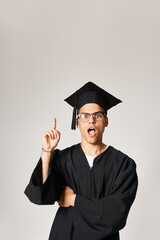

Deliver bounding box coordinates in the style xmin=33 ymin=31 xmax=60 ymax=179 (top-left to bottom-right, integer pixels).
xmin=85 ymin=155 xmax=95 ymax=168
xmin=85 ymin=145 xmax=109 ymax=168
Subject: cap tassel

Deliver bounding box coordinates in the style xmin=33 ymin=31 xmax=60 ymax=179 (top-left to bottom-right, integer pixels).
xmin=71 ymin=106 xmax=77 ymax=130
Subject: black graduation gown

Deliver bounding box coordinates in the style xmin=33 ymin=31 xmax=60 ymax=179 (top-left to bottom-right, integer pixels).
xmin=24 ymin=143 xmax=138 ymax=240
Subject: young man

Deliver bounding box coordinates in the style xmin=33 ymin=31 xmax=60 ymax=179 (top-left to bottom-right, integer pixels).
xmin=24 ymin=82 xmax=138 ymax=240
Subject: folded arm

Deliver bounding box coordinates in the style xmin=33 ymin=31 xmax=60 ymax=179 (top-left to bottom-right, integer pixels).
xmin=72 ymin=157 xmax=138 ymax=239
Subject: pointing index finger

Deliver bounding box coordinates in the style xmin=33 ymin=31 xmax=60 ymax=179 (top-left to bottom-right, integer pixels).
xmin=52 ymin=118 xmax=56 ymax=129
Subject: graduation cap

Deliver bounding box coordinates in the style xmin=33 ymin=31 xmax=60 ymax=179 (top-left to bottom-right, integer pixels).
xmin=64 ymin=81 xmax=122 ymax=130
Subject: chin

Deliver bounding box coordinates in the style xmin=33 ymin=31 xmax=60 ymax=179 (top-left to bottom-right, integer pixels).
xmin=86 ymin=137 xmax=100 ymax=144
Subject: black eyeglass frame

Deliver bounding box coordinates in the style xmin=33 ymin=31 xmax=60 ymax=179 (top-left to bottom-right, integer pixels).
xmin=76 ymin=111 xmax=106 ymax=121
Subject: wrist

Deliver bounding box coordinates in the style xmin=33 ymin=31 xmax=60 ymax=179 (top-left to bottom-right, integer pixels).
xmin=42 ymin=147 xmax=54 ymax=153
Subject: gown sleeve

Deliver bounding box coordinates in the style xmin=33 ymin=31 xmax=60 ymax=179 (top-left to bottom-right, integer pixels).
xmin=73 ymin=156 xmax=138 ymax=239
xmin=24 ymin=149 xmax=65 ymax=205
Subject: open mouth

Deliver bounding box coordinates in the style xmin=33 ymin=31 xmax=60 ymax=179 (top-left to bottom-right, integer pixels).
xmin=87 ymin=127 xmax=96 ymax=136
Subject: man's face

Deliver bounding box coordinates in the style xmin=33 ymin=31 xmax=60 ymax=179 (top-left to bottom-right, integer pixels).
xmin=76 ymin=103 xmax=108 ymax=144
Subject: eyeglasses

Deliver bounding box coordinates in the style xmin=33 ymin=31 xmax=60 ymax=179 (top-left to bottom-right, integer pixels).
xmin=77 ymin=111 xmax=106 ymax=123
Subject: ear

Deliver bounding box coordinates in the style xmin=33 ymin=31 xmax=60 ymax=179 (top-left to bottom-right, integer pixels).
xmin=104 ymin=117 xmax=108 ymax=127
xmin=76 ymin=119 xmax=79 ymax=128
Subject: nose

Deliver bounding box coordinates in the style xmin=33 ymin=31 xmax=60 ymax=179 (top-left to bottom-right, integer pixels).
xmin=88 ymin=114 xmax=95 ymax=123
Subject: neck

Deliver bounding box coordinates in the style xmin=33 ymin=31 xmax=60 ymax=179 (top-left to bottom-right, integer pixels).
xmin=80 ymin=139 xmax=107 ymax=157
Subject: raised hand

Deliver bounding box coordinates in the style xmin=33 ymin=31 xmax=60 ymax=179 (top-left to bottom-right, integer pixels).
xmin=42 ymin=118 xmax=61 ymax=152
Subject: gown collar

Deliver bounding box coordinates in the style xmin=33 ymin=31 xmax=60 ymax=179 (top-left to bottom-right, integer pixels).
xmin=76 ymin=143 xmax=112 ymax=169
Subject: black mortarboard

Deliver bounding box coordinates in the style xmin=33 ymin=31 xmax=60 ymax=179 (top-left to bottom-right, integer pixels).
xmin=64 ymin=81 xmax=122 ymax=130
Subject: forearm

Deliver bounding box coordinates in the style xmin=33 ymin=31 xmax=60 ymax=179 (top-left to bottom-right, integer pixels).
xmin=24 ymin=150 xmax=58 ymax=205
xmin=41 ymin=151 xmax=52 ymax=184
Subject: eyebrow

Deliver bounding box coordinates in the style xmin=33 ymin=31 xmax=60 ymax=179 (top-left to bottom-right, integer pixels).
xmin=79 ymin=111 xmax=104 ymax=115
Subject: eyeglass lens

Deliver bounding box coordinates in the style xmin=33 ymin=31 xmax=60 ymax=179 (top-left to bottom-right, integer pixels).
xmin=78 ymin=112 xmax=105 ymax=122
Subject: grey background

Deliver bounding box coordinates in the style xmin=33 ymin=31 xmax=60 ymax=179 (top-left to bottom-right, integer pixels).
xmin=1 ymin=0 xmax=160 ymax=239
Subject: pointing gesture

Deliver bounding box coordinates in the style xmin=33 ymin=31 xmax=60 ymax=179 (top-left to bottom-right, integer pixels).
xmin=52 ymin=117 xmax=56 ymax=129
xmin=42 ymin=118 xmax=61 ymax=152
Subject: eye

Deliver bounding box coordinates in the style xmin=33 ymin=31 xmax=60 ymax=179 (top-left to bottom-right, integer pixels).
xmin=81 ymin=113 xmax=88 ymax=119
xmin=95 ymin=113 xmax=102 ymax=118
